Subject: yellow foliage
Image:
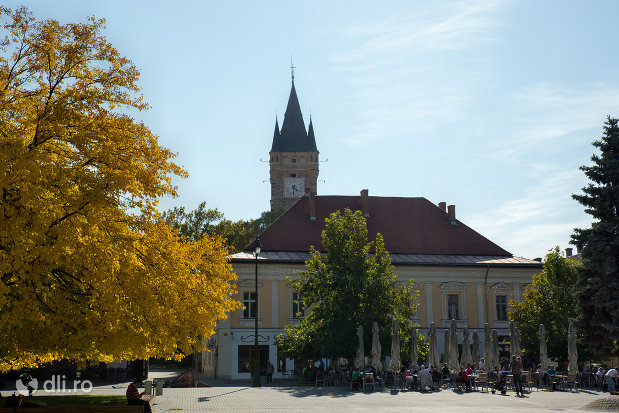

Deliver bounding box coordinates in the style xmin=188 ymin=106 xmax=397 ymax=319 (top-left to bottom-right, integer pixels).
xmin=0 ymin=7 xmax=241 ymax=372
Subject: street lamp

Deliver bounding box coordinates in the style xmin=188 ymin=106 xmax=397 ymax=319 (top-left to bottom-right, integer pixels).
xmin=252 ymin=237 xmax=262 ymax=387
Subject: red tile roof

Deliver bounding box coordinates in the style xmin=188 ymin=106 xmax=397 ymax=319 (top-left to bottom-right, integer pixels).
xmin=249 ymin=195 xmax=512 ymax=256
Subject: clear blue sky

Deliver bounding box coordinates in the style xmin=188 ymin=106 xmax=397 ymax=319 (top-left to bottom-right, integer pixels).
xmin=10 ymin=0 xmax=618 ymax=259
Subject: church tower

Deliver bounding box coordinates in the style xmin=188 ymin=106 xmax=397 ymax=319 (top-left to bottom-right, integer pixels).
xmin=269 ymin=76 xmax=319 ymax=211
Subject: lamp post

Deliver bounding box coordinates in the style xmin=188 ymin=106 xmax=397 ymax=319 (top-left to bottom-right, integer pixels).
xmin=252 ymin=237 xmax=262 ymax=387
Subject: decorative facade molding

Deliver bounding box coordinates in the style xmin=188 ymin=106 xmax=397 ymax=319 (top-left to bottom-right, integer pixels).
xmin=238 ymin=280 xmax=264 ymax=287
xmin=440 ymin=282 xmax=465 ymax=291
xmin=491 ymin=282 xmax=511 ymax=291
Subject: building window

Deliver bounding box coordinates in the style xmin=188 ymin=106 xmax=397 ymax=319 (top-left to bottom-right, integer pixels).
xmin=292 ymin=158 xmax=296 ymax=163
xmin=290 ymin=173 xmax=296 ymax=177
xmin=496 ymin=295 xmax=508 ymax=320
xmin=292 ymin=292 xmax=304 ymax=318
xmin=447 ymin=294 xmax=459 ymax=320
xmin=243 ymin=292 xmax=256 ymax=319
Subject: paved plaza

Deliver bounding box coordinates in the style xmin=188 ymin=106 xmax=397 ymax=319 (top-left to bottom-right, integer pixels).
xmin=2 ymin=369 xmax=617 ymax=412
xmin=145 ymin=384 xmax=615 ymax=413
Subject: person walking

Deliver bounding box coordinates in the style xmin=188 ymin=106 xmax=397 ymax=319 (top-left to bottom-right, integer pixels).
xmin=510 ymin=355 xmax=524 ymax=397
xmin=266 ymin=361 xmax=275 ymax=384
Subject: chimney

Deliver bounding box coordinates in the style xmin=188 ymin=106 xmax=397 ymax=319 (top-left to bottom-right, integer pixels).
xmin=438 ymin=202 xmax=447 ymax=213
xmin=361 ymin=189 xmax=370 ymax=217
xmin=309 ymin=192 xmax=316 ymax=221
xmin=447 ymin=204 xmax=457 ymax=225
xmin=565 ymin=248 xmax=573 ymax=257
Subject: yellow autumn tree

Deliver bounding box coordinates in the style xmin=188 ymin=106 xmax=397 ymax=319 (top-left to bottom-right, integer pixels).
xmin=0 ymin=7 xmax=241 ymax=371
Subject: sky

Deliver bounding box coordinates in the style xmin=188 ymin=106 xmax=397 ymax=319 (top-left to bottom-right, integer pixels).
xmin=8 ymin=0 xmax=618 ymax=259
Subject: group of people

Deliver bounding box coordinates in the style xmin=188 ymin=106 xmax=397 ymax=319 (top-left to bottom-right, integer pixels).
xmin=594 ymin=366 xmax=618 ymax=393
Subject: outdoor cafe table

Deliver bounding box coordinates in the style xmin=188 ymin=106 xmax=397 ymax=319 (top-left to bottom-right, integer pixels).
xmin=405 ymin=374 xmax=419 ymax=390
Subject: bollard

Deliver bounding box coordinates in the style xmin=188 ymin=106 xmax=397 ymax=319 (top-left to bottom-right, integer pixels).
xmin=155 ymin=378 xmax=164 ymax=396
xmin=144 ymin=380 xmax=152 ymax=396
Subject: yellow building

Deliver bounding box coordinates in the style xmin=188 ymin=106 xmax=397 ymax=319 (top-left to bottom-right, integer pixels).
xmin=206 ymin=191 xmax=541 ymax=379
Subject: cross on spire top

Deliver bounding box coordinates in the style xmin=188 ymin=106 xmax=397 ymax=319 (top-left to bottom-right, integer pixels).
xmin=290 ymin=57 xmax=295 ymax=84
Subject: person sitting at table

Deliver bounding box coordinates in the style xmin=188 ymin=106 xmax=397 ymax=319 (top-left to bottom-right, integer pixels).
xmin=530 ymin=364 xmax=539 ymax=386
xmin=431 ymin=366 xmax=442 ymax=390
xmin=545 ymin=366 xmax=558 ymax=391
xmin=478 ymin=358 xmax=486 ymax=370
xmin=465 ymin=364 xmax=474 ymax=375
xmin=419 ymin=365 xmax=433 ymax=392
xmin=457 ymin=368 xmax=472 ymax=392
xmin=351 ymin=368 xmax=363 ymax=391
xmin=440 ymin=363 xmax=451 ymax=385
xmin=489 ymin=366 xmax=500 ymax=381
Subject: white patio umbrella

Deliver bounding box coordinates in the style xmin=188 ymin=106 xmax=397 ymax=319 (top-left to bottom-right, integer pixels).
xmin=539 ymin=324 xmax=549 ymax=370
xmin=410 ymin=326 xmax=418 ymax=368
xmin=568 ymin=321 xmax=578 ymax=374
xmin=490 ymin=329 xmax=500 ymax=370
xmin=483 ymin=323 xmax=491 ymax=371
xmin=509 ymin=320 xmax=521 ymax=356
xmin=389 ymin=316 xmax=401 ymax=371
xmin=461 ymin=327 xmax=473 ymax=368
xmin=448 ymin=320 xmax=460 ymax=372
xmin=371 ymin=321 xmax=382 ymax=371
xmin=472 ymin=331 xmax=480 ymax=367
xmin=428 ymin=322 xmax=439 ymax=368
xmin=356 ymin=324 xmax=364 ymax=369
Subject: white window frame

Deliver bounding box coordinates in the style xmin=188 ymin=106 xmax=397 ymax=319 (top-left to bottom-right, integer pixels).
xmin=243 ymin=291 xmax=257 ymax=319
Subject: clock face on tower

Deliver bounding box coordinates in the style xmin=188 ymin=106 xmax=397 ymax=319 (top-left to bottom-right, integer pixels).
xmin=284 ymin=177 xmax=305 ymax=198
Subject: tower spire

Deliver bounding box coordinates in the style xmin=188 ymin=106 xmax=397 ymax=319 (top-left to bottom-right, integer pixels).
xmin=290 ymin=56 xmax=295 ymax=84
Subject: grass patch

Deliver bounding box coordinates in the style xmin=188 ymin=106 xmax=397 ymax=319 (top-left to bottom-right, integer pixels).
xmin=26 ymin=395 xmax=126 ymax=406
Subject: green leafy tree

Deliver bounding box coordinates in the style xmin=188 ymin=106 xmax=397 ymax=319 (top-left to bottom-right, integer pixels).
xmin=162 ymin=203 xmax=286 ymax=252
xmin=276 ymin=209 xmax=419 ymax=363
xmin=509 ymin=247 xmax=581 ymax=364
xmin=571 ymin=116 xmax=619 ymax=356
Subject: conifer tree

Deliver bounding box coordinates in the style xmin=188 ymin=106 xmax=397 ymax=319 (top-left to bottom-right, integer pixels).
xmin=571 ymin=116 xmax=619 ymax=355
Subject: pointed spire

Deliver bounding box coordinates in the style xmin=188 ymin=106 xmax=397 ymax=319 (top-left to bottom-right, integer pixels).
xmin=270 ymin=117 xmax=282 ymax=152
xmin=307 ymin=116 xmax=317 ymax=152
xmin=270 ymin=81 xmax=319 ymax=154
xmin=278 ymin=83 xmax=307 ymax=150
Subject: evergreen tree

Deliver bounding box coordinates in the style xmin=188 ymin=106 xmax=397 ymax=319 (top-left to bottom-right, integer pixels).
xmin=571 ymin=116 xmax=619 ymax=356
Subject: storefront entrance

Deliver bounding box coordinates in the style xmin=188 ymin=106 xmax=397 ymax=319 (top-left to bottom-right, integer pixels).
xmin=238 ymin=345 xmax=269 ymax=376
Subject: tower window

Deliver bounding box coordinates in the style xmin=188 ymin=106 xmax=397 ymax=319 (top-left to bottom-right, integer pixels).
xmin=292 ymin=159 xmax=296 ymax=163
xmin=290 ymin=174 xmax=296 ymax=177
